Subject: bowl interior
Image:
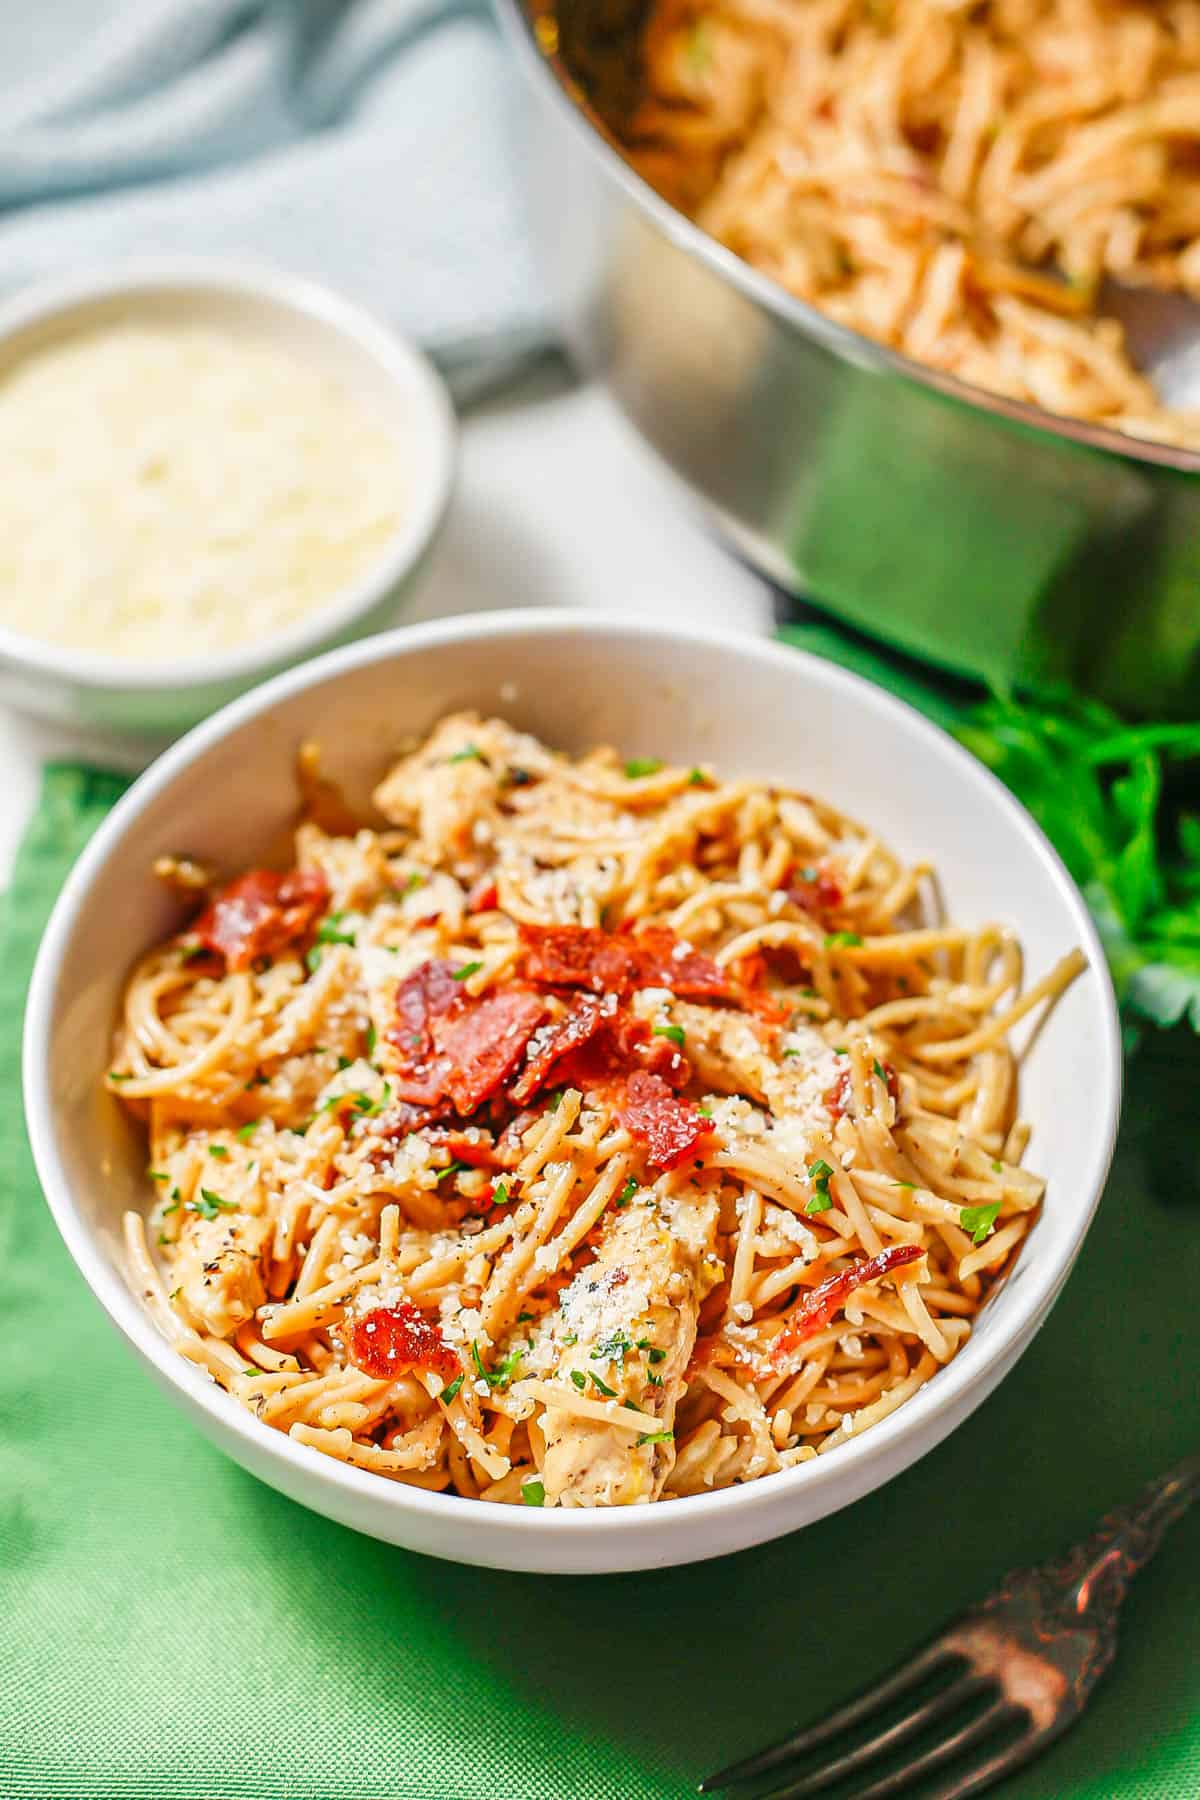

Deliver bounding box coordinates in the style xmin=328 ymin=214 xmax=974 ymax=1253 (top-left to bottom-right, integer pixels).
xmin=27 ymin=615 xmax=1119 ymax=1563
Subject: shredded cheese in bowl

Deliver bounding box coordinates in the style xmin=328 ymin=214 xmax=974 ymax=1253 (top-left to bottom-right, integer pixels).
xmin=0 ymin=322 xmax=408 ymax=661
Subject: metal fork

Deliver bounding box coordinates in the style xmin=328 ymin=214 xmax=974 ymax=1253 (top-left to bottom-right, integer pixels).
xmin=701 ymin=1455 xmax=1200 ymax=1800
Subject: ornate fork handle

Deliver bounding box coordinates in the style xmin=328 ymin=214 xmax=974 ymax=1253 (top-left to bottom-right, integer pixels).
xmin=1052 ymin=1454 xmax=1200 ymax=1620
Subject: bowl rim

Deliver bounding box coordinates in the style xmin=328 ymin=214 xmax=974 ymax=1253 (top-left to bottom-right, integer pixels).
xmin=494 ymin=0 xmax=1200 ymax=478
xmin=23 ymin=609 xmax=1123 ymax=1551
xmin=0 ymin=254 xmax=457 ymax=692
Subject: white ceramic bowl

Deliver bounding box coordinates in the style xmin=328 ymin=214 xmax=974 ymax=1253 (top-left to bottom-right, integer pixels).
xmin=0 ymin=257 xmax=456 ymax=747
xmin=23 ymin=613 xmax=1121 ymax=1573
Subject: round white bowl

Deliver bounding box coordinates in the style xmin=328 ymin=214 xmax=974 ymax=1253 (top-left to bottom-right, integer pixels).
xmin=0 ymin=257 xmax=456 ymax=747
xmin=23 ymin=612 xmax=1122 ymax=1573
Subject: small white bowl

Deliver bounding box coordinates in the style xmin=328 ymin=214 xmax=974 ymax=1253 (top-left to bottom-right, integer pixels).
xmin=0 ymin=257 xmax=456 ymax=746
xmin=23 ymin=613 xmax=1121 ymax=1574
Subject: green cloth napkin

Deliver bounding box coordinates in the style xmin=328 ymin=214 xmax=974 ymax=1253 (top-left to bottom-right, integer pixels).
xmin=3 ymin=758 xmax=1199 ymax=1800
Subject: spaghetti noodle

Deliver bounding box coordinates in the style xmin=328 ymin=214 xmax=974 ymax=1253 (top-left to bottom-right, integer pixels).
xmin=624 ymin=0 xmax=1200 ymax=447
xmin=115 ymin=714 xmax=1084 ymax=1507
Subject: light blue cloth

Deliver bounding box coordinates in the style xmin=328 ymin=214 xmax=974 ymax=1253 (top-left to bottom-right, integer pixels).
xmin=0 ymin=0 xmax=549 ymax=389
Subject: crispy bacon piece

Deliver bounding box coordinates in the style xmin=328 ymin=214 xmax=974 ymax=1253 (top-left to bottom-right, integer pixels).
xmin=519 ymin=922 xmax=735 ymax=1003
xmin=375 ymin=1097 xmax=453 ymax=1139
xmin=392 ymin=959 xmax=461 ymax=1059
xmin=348 ymin=1301 xmax=458 ymax=1381
xmin=771 ymin=1244 xmax=923 ymax=1363
xmin=435 ymin=986 xmax=546 ymax=1115
xmin=618 ymin=1069 xmax=711 ymax=1170
xmin=786 ymin=867 xmax=844 ymax=919
xmin=191 ymin=868 xmax=329 ymax=971
xmin=509 ymin=994 xmax=607 ymax=1103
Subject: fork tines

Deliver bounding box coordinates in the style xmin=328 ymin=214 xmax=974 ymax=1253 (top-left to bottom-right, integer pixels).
xmin=699 ymin=1642 xmax=1028 ymax=1800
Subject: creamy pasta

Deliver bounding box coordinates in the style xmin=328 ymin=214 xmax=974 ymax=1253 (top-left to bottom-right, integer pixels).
xmin=115 ymin=715 xmax=1083 ymax=1507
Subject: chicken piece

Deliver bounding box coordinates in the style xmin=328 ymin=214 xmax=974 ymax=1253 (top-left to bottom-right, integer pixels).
xmin=653 ymin=997 xmax=774 ymax=1102
xmin=533 ymin=1185 xmax=721 ymax=1507
xmin=372 ymin=713 xmax=551 ymax=860
xmin=174 ymin=1210 xmax=270 ymax=1338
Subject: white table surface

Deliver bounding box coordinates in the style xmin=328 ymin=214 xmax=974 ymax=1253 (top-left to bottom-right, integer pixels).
xmin=0 ymin=366 xmax=773 ymax=887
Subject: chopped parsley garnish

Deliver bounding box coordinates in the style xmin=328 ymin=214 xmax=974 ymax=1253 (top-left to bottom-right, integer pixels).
xmin=447 ymin=744 xmax=484 ymax=764
xmin=188 ymin=1189 xmax=236 ymax=1219
xmin=637 ymin=1430 xmax=674 ymax=1446
xmin=521 ymin=1478 xmax=546 ymax=1507
xmin=624 ymin=756 xmax=663 ymax=779
xmin=653 ymin=1023 xmax=685 ymax=1047
xmin=404 ymin=871 xmax=425 ymax=892
xmin=317 ymin=912 xmax=356 ymax=947
xmin=441 ymin=1373 xmax=464 ymax=1404
xmin=305 ymin=946 xmax=322 ymax=974
xmin=491 ymin=1179 xmax=510 ymax=1208
xmin=563 ymin=1332 xmax=578 ymax=1347
xmin=697 ymin=1103 xmax=712 ymax=1119
xmin=992 ymin=1160 xmax=1004 ymax=1173
xmin=108 ymin=1071 xmax=131 ymax=1083
xmin=147 ymin=1169 xmax=168 ymax=1182
xmin=873 ymin=1059 xmax=888 ymax=1082
xmin=365 ymin=1023 xmax=378 ymax=1058
xmin=893 ymin=1179 xmax=915 ymax=1190
xmin=452 ymin=961 xmax=483 ymax=982
xmin=546 ymin=1090 xmax=562 ymax=1112
xmin=241 ymin=1367 xmax=260 ymax=1377
xmin=592 ymin=1331 xmax=632 ymax=1363
xmin=648 ymin=1372 xmax=663 ymax=1387
xmin=517 ymin=1311 xmax=534 ymax=1323
xmin=687 ymin=767 xmax=707 ymax=786
xmin=805 ymin=1158 xmax=835 ymax=1215
xmin=436 ymin=1159 xmax=470 ymax=1183
xmin=616 ymin=1177 xmax=638 ymax=1209
xmin=824 ymin=931 xmax=864 ymax=949
xmin=156 ymin=1231 xmax=169 ymax=1247
xmin=337 ymin=1055 xmax=353 ymax=1071
xmin=236 ymin=1122 xmax=258 ymax=1142
xmin=781 ymin=1048 xmax=801 ymax=1059
xmin=960 ymin=1202 xmax=1002 ymax=1246
xmin=569 ymin=1370 xmax=587 ymax=1392
xmin=647 ymin=1346 xmax=667 ymax=1364
xmin=588 ymin=1371 xmax=617 ymax=1397
xmin=208 ymin=1144 xmax=228 ymax=1159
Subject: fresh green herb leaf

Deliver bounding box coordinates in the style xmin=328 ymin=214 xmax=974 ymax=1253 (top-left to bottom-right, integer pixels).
xmin=108 ymin=1071 xmax=131 ymax=1083
xmin=648 ymin=1372 xmax=663 ymax=1387
xmin=624 ymin=757 xmax=663 ymax=779
xmin=824 ymin=931 xmax=863 ymax=949
xmin=637 ymin=1430 xmax=674 ymax=1446
xmin=592 ymin=1331 xmax=632 ymax=1363
xmin=563 ymin=1332 xmax=578 ymax=1347
xmin=616 ymin=1177 xmax=638 ymax=1209
xmin=441 ymin=1373 xmax=464 ymax=1404
xmin=805 ymin=1157 xmax=835 ymax=1215
xmin=208 ymin=1144 xmax=229 ymax=1159
xmin=365 ymin=1023 xmax=377 ymax=1058
xmin=236 ymin=1122 xmax=258 ymax=1142
xmin=317 ymin=912 xmax=356 ymax=947
xmin=570 ymin=1369 xmax=587 ymax=1392
xmin=168 ymin=1287 xmax=181 ymax=1302
xmin=992 ymin=1160 xmax=1004 ymax=1173
xmin=452 ymin=961 xmax=483 ymax=982
xmin=517 ymin=1311 xmax=534 ymax=1324
xmin=156 ymin=1231 xmax=169 ymax=1247
xmin=521 ymin=1478 xmax=546 ymax=1507
xmin=653 ymin=1023 xmax=686 ymax=1047
xmin=147 ymin=1169 xmax=169 ymax=1182
xmin=305 ymin=946 xmax=322 ymax=974
xmin=647 ymin=1346 xmax=666 ymax=1364
xmin=491 ymin=1179 xmax=510 ymax=1208
xmin=241 ymin=1367 xmax=260 ymax=1377
xmin=688 ymin=767 xmax=707 ymax=786
xmin=697 ymin=1103 xmax=713 ymax=1118
xmin=337 ymin=1055 xmax=353 ymax=1071
xmin=893 ymin=1179 xmax=915 ymax=1190
xmin=189 ymin=1189 xmax=236 ymax=1219
xmin=436 ymin=1159 xmax=470 ymax=1183
xmin=588 ymin=1370 xmax=617 ymax=1397
xmin=404 ymin=871 xmax=425 ymax=893
xmin=960 ymin=1202 xmax=1002 ymax=1245
xmin=872 ymin=1059 xmax=888 ymax=1082
xmin=447 ymin=744 xmax=484 ymax=764
xmin=781 ymin=1048 xmax=802 ymax=1059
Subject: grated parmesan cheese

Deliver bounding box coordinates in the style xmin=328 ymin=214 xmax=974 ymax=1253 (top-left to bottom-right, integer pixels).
xmin=0 ymin=322 xmax=406 ymax=660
